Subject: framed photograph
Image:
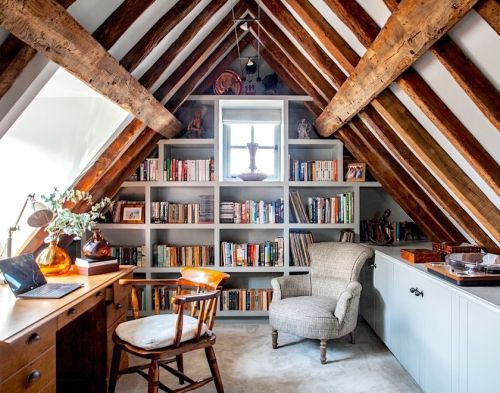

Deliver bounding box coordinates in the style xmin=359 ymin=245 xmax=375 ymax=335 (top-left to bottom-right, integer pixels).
xmin=345 ymin=162 xmax=366 ymax=182
xmin=121 ymin=203 xmax=144 ymax=224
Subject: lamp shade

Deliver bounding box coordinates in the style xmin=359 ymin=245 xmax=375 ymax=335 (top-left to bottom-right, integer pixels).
xmin=27 ymin=201 xmax=53 ymax=227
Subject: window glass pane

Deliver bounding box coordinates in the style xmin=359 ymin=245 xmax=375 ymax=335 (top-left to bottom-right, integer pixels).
xmin=229 ymin=148 xmax=249 ymax=175
xmin=229 ymin=123 xmax=251 ymax=146
xmin=255 ymin=149 xmax=275 ymax=176
xmin=253 ymin=124 xmax=276 ymax=146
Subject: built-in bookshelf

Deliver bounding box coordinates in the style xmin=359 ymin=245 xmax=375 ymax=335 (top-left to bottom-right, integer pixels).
xmin=95 ymin=95 xmax=394 ymax=318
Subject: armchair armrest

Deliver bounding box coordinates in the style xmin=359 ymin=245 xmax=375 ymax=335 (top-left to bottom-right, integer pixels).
xmin=271 ymin=274 xmax=311 ymax=301
xmin=334 ymin=281 xmax=362 ymax=326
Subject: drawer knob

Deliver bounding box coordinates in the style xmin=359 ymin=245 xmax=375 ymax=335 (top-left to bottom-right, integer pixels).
xmin=27 ymin=332 xmax=40 ymax=345
xmin=96 ymin=290 xmax=103 ymax=298
xmin=414 ymin=289 xmax=424 ymax=297
xmin=67 ymin=307 xmax=77 ymax=316
xmin=115 ymin=303 xmax=123 ymax=310
xmin=410 ymin=287 xmax=416 ymax=293
xmin=26 ymin=369 xmax=41 ymax=387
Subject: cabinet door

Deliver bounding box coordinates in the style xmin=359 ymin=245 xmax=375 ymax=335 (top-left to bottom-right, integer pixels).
xmin=372 ymin=255 xmax=393 ymax=349
xmin=419 ymin=276 xmax=453 ymax=393
xmin=359 ymin=261 xmax=374 ymax=326
xmin=392 ymin=263 xmax=423 ymax=383
xmin=465 ymin=301 xmax=500 ymax=393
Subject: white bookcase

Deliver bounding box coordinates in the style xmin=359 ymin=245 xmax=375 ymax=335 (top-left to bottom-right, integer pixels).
xmin=96 ymin=95 xmax=384 ymax=317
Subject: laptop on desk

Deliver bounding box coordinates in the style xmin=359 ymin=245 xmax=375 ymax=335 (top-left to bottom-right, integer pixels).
xmin=0 ymin=253 xmax=83 ymax=299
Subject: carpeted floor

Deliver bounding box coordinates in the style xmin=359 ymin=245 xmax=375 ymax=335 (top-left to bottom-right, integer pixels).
xmin=115 ymin=321 xmax=422 ymax=393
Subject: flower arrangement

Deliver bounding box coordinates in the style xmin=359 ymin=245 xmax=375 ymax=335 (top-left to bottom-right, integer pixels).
xmin=41 ymin=188 xmax=112 ymax=244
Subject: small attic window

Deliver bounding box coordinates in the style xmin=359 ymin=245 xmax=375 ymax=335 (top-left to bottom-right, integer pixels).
xmin=0 ymin=68 xmax=130 ymax=256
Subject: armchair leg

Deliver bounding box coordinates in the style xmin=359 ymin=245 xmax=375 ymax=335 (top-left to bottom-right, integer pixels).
xmin=320 ymin=340 xmax=328 ymax=364
xmin=272 ymin=329 xmax=278 ymax=349
xmin=350 ymin=331 xmax=355 ymax=344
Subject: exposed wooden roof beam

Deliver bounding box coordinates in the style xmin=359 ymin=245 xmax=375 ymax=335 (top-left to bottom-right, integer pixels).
xmin=475 ymin=0 xmax=500 ymax=34
xmin=139 ymin=0 xmax=227 ymax=90
xmin=0 ymin=0 xmax=181 ymax=138
xmin=154 ymin=1 xmax=247 ymax=103
xmin=119 ymin=0 xmax=200 ymax=73
xmin=382 ymin=0 xmax=500 ymax=131
xmin=315 ymin=0 xmax=478 ymax=134
xmin=324 ymin=0 xmax=499 ymax=194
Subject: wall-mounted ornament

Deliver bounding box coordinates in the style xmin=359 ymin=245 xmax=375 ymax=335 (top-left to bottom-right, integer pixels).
xmin=213 ymin=70 xmax=242 ymax=95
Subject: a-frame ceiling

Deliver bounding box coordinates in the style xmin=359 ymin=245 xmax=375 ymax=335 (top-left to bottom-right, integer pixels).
xmin=0 ymin=0 xmax=498 ymax=253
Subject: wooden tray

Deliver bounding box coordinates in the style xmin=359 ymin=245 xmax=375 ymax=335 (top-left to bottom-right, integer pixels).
xmin=426 ymin=263 xmax=500 ymax=286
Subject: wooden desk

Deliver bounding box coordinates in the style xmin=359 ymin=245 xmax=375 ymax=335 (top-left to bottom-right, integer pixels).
xmin=0 ymin=266 xmax=134 ymax=393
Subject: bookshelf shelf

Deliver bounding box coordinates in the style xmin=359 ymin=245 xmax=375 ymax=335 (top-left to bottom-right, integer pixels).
xmin=219 ymin=181 xmax=284 ymax=187
xmin=218 ymin=224 xmax=285 ymax=229
xmin=150 ymin=223 xmax=215 ymax=229
xmin=289 ymin=223 xmax=356 ymax=229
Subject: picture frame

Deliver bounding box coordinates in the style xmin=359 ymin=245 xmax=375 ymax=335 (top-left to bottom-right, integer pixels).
xmin=345 ymin=162 xmax=366 ymax=182
xmin=121 ymin=203 xmax=145 ymax=224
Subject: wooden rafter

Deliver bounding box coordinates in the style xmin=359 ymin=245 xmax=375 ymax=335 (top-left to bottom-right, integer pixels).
xmin=0 ymin=0 xmax=182 ymax=137
xmin=119 ymin=0 xmax=200 ymax=73
xmin=154 ymin=1 xmax=247 ymax=103
xmin=315 ymin=0 xmax=478 ymax=134
xmin=139 ymin=0 xmax=227 ymax=90
xmin=382 ymin=0 xmax=500 ymax=130
xmin=475 ymin=0 xmax=500 ymax=34
xmin=324 ymin=0 xmax=499 ymax=194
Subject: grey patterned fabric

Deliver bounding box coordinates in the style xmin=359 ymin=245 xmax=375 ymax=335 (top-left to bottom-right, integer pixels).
xmin=270 ymin=242 xmax=373 ymax=341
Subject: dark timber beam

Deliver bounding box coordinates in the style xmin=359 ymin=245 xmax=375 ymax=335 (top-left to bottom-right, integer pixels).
xmin=315 ymin=0 xmax=478 ymax=134
xmin=475 ymin=0 xmax=500 ymax=34
xmin=0 ymin=0 xmax=182 ymax=137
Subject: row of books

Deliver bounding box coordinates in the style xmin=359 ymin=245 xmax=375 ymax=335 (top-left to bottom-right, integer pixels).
xmin=131 ymin=287 xmax=147 ymax=311
xmin=164 ymin=158 xmax=214 ymax=182
xmin=289 ymin=231 xmax=314 ymax=267
xmin=219 ymin=199 xmax=284 ymax=224
xmin=151 ymin=201 xmax=212 ymax=224
xmin=152 ymin=287 xmax=172 ymax=311
xmin=136 ymin=158 xmax=159 ymax=181
xmin=152 ymin=244 xmax=215 ymax=267
xmin=110 ymin=246 xmax=146 ymax=267
xmin=220 ymin=288 xmax=273 ymax=311
xmin=220 ymin=239 xmax=284 ymax=267
xmin=289 ymin=190 xmax=354 ymax=224
xmin=289 ymin=159 xmax=338 ymax=182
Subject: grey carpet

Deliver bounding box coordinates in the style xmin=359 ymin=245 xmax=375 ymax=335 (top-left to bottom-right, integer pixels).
xmin=116 ymin=321 xmax=421 ymax=393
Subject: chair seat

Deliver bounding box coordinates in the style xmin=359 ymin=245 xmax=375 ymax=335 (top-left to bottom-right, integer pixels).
xmin=115 ymin=314 xmax=208 ymax=350
xmin=269 ymin=296 xmax=340 ymax=339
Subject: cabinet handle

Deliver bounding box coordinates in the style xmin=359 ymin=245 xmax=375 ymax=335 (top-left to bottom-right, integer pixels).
xmin=115 ymin=303 xmax=123 ymax=310
xmin=26 ymin=369 xmax=41 ymax=387
xmin=410 ymin=287 xmax=416 ymax=293
xmin=371 ymin=262 xmax=377 ymax=268
xmin=67 ymin=307 xmax=77 ymax=316
xmin=414 ymin=289 xmax=424 ymax=297
xmin=27 ymin=332 xmax=40 ymax=345
xmin=96 ymin=290 xmax=103 ymax=298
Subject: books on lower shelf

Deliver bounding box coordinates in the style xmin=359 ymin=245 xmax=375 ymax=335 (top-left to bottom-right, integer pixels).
xmin=152 ymin=287 xmax=172 ymax=311
xmin=220 ymin=238 xmax=284 ymax=267
xmin=289 ymin=190 xmax=354 ymax=224
xmin=164 ymin=158 xmax=214 ymax=182
xmin=110 ymin=246 xmax=146 ymax=267
xmin=151 ymin=196 xmax=214 ymax=224
xmin=289 ymin=231 xmax=314 ymax=267
xmin=219 ymin=199 xmax=284 ymax=224
xmin=131 ymin=287 xmax=147 ymax=312
xmin=289 ymin=159 xmax=338 ymax=181
xmin=220 ymin=288 xmax=273 ymax=311
xmin=153 ymin=244 xmax=215 ymax=267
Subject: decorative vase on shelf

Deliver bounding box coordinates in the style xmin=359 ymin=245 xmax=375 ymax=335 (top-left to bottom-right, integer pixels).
xmin=36 ymin=241 xmax=72 ymax=276
xmin=237 ymin=142 xmax=268 ymax=181
xmin=82 ymin=229 xmax=111 ymax=260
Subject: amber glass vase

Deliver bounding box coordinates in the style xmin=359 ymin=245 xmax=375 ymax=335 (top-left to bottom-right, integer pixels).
xmin=36 ymin=241 xmax=72 ymax=276
xmin=82 ymin=229 xmax=111 ymax=260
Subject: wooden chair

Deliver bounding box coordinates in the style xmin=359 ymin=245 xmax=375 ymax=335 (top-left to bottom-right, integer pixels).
xmin=108 ymin=267 xmax=230 ymax=393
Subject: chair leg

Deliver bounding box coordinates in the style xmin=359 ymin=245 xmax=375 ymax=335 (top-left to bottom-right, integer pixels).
xmin=108 ymin=344 xmax=122 ymax=393
xmin=176 ymin=354 xmax=184 ymax=385
xmin=205 ymin=346 xmax=224 ymax=393
xmin=350 ymin=331 xmax=355 ymax=344
xmin=320 ymin=340 xmax=328 ymax=365
xmin=272 ymin=329 xmax=278 ymax=349
xmin=148 ymin=359 xmax=160 ymax=393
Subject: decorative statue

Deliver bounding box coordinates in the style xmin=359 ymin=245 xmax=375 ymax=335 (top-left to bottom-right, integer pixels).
xmin=297 ymin=118 xmax=312 ymax=139
xmin=186 ymin=106 xmax=207 ymax=138
xmin=368 ymin=209 xmax=394 ymax=246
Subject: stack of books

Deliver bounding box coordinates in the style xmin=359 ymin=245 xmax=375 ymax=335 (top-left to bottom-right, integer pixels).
xmin=219 ymin=199 xmax=284 ymax=224
xmin=152 ymin=244 xmax=215 ymax=267
xmin=151 ymin=202 xmax=201 ymax=224
xmin=199 ymin=195 xmax=214 ymax=223
xmin=75 ymin=257 xmax=119 ymax=276
xmin=289 ymin=159 xmax=338 ymax=181
xmin=163 ymin=158 xmax=214 ymax=182
xmin=220 ymin=288 xmax=273 ymax=311
xmin=289 ymin=191 xmax=354 ymax=224
xmin=289 ymin=191 xmax=309 ymax=223
xmin=289 ymin=231 xmax=314 ymax=267
xmin=220 ymin=238 xmax=284 ymax=267
xmin=110 ymin=246 xmax=146 ymax=267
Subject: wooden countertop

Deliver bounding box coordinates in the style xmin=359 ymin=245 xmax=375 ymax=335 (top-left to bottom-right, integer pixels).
xmin=0 ymin=265 xmax=134 ymax=343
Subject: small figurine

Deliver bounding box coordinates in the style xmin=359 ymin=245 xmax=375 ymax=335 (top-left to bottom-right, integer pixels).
xmin=297 ymin=118 xmax=312 ymax=139
xmin=186 ymin=106 xmax=207 ymax=138
xmin=368 ymin=209 xmax=394 ymax=246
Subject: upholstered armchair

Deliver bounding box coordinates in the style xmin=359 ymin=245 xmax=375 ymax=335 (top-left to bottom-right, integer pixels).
xmin=269 ymin=242 xmax=373 ymax=364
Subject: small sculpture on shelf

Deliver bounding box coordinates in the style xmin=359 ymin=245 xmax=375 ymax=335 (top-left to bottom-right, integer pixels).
xmin=237 ymin=143 xmax=267 ymax=181
xmin=297 ymin=118 xmax=312 ymax=139
xmin=186 ymin=106 xmax=207 ymax=138
xmin=368 ymin=209 xmax=394 ymax=246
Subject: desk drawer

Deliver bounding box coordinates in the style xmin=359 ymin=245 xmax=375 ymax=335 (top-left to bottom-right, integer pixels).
xmin=106 ymin=314 xmax=128 ymax=374
xmin=0 ymin=319 xmax=56 ymax=381
xmin=113 ymin=275 xmax=131 ymax=303
xmin=57 ymin=290 xmax=105 ymax=329
xmin=1 ymin=346 xmax=55 ymax=393
xmin=39 ymin=380 xmax=55 ymax=393
xmin=106 ymin=294 xmax=128 ymax=328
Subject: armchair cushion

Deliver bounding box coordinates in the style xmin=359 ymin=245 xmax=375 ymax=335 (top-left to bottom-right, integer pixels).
xmin=269 ymin=296 xmax=340 ymax=339
xmin=271 ymin=274 xmax=311 ymax=301
xmin=116 ymin=314 xmax=207 ymax=350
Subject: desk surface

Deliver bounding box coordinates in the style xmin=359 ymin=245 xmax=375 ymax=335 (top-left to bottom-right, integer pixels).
xmin=0 ymin=266 xmax=134 ymax=342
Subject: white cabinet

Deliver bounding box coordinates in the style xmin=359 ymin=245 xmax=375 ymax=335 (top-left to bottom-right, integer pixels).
xmin=372 ymin=255 xmax=394 ymax=349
